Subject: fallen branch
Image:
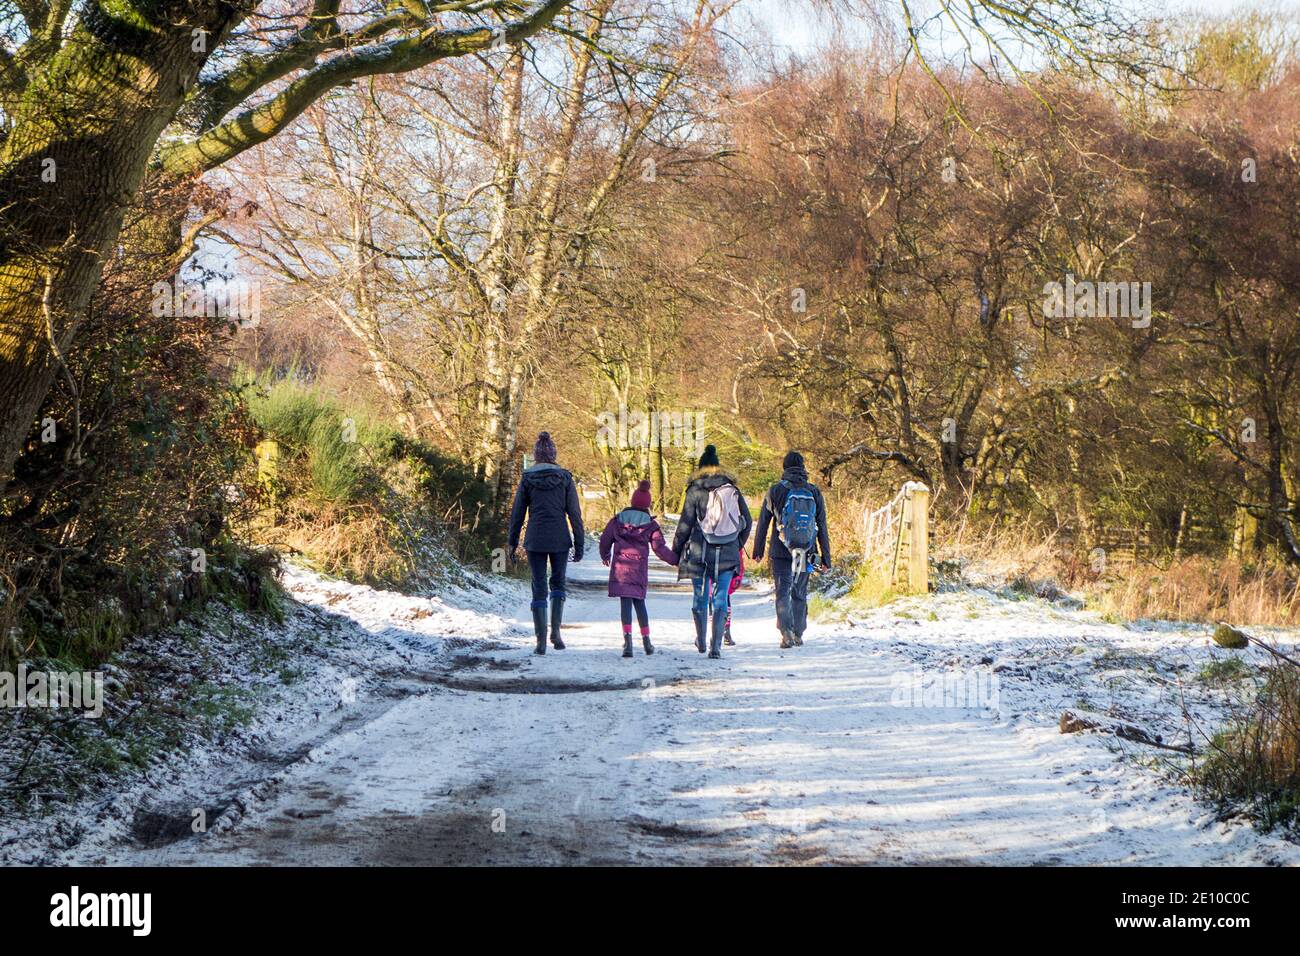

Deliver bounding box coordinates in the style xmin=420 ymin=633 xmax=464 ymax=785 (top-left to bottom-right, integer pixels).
xmin=1059 ymin=709 xmax=1195 ymax=754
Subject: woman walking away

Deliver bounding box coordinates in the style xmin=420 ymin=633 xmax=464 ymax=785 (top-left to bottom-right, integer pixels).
xmin=508 ymin=432 xmax=585 ymax=655
xmin=672 ymin=445 xmax=752 ymax=659
xmin=599 ymin=481 xmax=679 ymax=658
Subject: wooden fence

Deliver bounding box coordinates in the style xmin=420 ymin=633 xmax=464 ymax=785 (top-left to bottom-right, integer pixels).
xmin=861 ymin=482 xmax=930 ymax=593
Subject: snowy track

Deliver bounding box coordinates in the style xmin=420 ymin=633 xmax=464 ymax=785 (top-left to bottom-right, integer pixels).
xmin=50 ymin=556 xmax=1300 ymax=866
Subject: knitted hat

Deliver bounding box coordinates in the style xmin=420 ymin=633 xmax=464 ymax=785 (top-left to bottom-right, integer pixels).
xmin=534 ymin=431 xmax=557 ymax=464
xmin=630 ymin=480 xmax=652 ymax=511
xmin=783 ymin=450 xmax=805 ymax=470
xmin=698 ymin=444 xmax=719 ymax=469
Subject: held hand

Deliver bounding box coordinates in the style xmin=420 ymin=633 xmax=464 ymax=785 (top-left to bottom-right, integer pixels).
xmin=602 ymin=558 xmax=610 ymax=567
xmin=513 ymin=545 xmax=526 ymax=563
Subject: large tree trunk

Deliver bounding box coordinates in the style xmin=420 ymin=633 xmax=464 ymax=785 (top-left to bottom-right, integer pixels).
xmin=1262 ymin=397 xmax=1300 ymax=564
xmin=0 ymin=10 xmax=234 ymax=490
xmin=473 ymin=48 xmax=525 ymax=503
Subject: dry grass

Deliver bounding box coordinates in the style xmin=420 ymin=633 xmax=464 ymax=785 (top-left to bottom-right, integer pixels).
xmin=929 ymin=520 xmax=1300 ymax=626
xmin=848 ymin=560 xmax=906 ymax=607
xmin=250 ymin=504 xmax=417 ymax=589
xmin=1082 ymin=557 xmax=1300 ymax=627
xmin=824 ymin=490 xmax=872 ymax=560
xmin=943 ymin=522 xmax=1065 ymax=592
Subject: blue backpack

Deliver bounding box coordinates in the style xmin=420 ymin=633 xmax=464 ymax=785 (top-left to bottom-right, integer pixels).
xmin=778 ymin=481 xmax=818 ymax=551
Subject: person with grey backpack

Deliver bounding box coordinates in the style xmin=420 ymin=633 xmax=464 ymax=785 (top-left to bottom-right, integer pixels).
xmin=752 ymin=451 xmax=831 ymax=648
xmin=672 ymin=445 xmax=752 ymax=659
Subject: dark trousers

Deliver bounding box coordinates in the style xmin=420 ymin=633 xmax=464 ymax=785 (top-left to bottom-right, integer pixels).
xmin=527 ymin=550 xmax=568 ymax=608
xmin=771 ymin=557 xmax=810 ymax=637
xmin=619 ymin=597 xmax=649 ymax=629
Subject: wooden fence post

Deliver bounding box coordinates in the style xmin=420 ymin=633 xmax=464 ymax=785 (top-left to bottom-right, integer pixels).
xmin=907 ymin=484 xmax=929 ymax=594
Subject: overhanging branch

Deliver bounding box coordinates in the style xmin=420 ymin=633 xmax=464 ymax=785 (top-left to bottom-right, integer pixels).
xmin=160 ymin=0 xmax=574 ymax=176
xmin=821 ymin=443 xmax=933 ymax=487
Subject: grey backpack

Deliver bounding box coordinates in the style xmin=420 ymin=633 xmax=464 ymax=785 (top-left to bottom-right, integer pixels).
xmin=700 ymin=484 xmax=742 ymax=544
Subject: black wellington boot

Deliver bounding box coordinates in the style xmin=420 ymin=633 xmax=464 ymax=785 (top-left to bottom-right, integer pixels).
xmin=532 ymin=605 xmax=548 ymax=655
xmin=549 ymin=597 xmax=566 ymax=650
xmin=692 ymin=610 xmax=707 ymax=654
xmin=708 ymin=607 xmax=726 ymax=659
xmin=642 ymin=633 xmax=655 ymax=655
xmin=622 ymin=633 xmax=634 ymax=658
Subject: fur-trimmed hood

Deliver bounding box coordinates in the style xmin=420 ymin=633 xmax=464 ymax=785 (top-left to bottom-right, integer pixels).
xmin=686 ymin=465 xmax=739 ymax=486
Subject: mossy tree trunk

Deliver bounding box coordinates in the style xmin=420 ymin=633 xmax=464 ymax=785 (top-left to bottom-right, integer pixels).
xmin=0 ymin=0 xmax=575 ymax=492
xmin=0 ymin=4 xmax=235 ymax=489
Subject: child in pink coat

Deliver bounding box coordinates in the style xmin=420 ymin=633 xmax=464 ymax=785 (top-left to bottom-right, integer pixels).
xmin=599 ymin=481 xmax=679 ymax=657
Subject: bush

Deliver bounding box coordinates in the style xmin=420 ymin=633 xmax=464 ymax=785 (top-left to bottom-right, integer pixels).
xmin=1 ymin=189 xmax=276 ymax=669
xmin=1196 ymin=659 xmax=1300 ymax=833
xmin=239 ymin=373 xmax=492 ymax=588
xmin=242 ymin=374 xmax=368 ymax=503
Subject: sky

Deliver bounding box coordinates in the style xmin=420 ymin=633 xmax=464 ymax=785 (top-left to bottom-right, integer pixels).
xmin=743 ymin=0 xmax=1290 ymax=59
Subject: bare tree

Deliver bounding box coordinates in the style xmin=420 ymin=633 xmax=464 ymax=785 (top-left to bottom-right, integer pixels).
xmin=225 ymin=0 xmax=731 ymax=505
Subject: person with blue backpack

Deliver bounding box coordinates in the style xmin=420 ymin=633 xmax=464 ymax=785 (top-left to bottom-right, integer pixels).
xmin=672 ymin=444 xmax=753 ymax=659
xmin=751 ymin=451 xmax=832 ymax=649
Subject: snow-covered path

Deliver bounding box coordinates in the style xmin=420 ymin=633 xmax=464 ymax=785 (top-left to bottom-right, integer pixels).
xmin=80 ymin=555 xmax=1300 ymax=866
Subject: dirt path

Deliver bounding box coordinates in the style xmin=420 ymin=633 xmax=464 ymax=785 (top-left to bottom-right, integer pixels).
xmin=85 ymin=556 xmax=1299 ymax=866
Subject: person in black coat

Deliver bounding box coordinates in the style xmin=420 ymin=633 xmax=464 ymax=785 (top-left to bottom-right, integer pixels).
xmin=672 ymin=444 xmax=752 ymax=658
xmin=752 ymin=451 xmax=831 ymax=648
xmin=508 ymin=431 xmax=585 ymax=655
